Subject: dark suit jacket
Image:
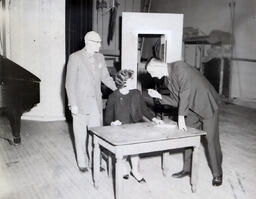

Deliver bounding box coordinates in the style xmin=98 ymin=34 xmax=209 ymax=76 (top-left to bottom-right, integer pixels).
xmin=161 ymin=61 xmax=219 ymax=119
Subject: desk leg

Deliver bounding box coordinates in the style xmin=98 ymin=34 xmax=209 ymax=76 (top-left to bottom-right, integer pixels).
xmin=162 ymin=152 xmax=169 ymax=177
xmin=115 ymin=156 xmax=123 ymax=199
xmin=93 ymin=136 xmax=100 ymax=189
xmin=191 ymin=146 xmax=200 ymax=193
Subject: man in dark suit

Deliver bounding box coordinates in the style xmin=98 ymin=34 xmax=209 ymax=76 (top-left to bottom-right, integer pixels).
xmin=147 ymin=58 xmax=223 ymax=186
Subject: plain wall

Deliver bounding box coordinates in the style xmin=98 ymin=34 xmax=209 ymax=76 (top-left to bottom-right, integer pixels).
xmin=6 ymin=0 xmax=66 ymax=121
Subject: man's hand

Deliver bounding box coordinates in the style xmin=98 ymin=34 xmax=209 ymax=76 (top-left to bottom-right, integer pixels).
xmin=70 ymin=106 xmax=78 ymax=115
xmin=178 ymin=115 xmax=187 ymax=131
xmin=152 ymin=117 xmax=163 ymax=125
xmin=148 ymin=89 xmax=162 ymax=99
xmin=111 ymin=120 xmax=122 ymax=126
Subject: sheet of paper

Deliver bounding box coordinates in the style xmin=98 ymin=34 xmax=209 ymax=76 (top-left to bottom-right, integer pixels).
xmin=154 ymin=123 xmax=177 ymax=129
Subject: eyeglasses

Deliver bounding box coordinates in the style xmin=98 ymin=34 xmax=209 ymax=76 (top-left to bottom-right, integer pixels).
xmin=88 ymin=40 xmax=102 ymax=44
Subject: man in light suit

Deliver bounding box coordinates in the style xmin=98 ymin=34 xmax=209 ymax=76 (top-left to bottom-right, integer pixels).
xmin=65 ymin=31 xmax=116 ymax=172
xmin=147 ymin=58 xmax=223 ymax=186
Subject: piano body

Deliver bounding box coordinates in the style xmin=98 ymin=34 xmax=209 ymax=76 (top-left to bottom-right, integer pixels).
xmin=0 ymin=55 xmax=40 ymax=145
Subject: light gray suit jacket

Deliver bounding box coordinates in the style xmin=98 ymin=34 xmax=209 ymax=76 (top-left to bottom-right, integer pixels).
xmin=65 ymin=48 xmax=116 ymax=115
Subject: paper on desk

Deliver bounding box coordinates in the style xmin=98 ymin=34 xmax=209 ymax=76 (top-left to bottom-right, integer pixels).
xmin=154 ymin=123 xmax=177 ymax=129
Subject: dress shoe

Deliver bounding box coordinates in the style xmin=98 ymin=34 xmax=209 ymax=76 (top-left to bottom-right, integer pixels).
xmin=172 ymin=170 xmax=191 ymax=178
xmin=79 ymin=167 xmax=89 ymax=172
xmin=212 ymin=175 xmax=222 ymax=186
xmin=123 ymin=174 xmax=129 ymax=180
xmin=13 ymin=137 xmax=21 ymax=145
xmin=130 ymin=172 xmax=147 ymax=184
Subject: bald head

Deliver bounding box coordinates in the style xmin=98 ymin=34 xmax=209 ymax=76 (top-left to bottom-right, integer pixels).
xmin=84 ymin=31 xmax=101 ymax=43
xmin=84 ymin=31 xmax=102 ymax=54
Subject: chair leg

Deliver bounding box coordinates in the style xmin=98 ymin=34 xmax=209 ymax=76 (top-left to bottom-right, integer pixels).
xmin=107 ymin=155 xmax=112 ymax=177
xmin=100 ymin=153 xmax=104 ymax=171
xmin=100 ymin=150 xmax=112 ymax=177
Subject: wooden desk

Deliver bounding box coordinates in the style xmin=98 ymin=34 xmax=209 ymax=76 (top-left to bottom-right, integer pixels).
xmin=90 ymin=122 xmax=206 ymax=199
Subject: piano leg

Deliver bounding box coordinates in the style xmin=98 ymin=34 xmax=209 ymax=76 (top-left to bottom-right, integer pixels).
xmin=8 ymin=109 xmax=22 ymax=145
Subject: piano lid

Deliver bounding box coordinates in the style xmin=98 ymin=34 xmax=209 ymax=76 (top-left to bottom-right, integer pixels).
xmin=0 ymin=55 xmax=40 ymax=82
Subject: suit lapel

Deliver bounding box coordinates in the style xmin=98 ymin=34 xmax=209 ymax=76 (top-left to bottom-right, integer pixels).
xmin=79 ymin=50 xmax=98 ymax=88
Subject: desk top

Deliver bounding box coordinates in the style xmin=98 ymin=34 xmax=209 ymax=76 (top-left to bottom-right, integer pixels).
xmin=90 ymin=121 xmax=206 ymax=146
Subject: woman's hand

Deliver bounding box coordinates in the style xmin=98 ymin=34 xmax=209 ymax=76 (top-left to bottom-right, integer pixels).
xmin=152 ymin=117 xmax=163 ymax=125
xmin=148 ymin=89 xmax=162 ymax=99
xmin=178 ymin=115 xmax=187 ymax=131
xmin=111 ymin=120 xmax=122 ymax=126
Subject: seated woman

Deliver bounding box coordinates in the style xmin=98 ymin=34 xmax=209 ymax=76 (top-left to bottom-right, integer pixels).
xmin=105 ymin=69 xmax=162 ymax=183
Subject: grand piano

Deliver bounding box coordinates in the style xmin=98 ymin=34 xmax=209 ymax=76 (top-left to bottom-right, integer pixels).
xmin=0 ymin=55 xmax=40 ymax=145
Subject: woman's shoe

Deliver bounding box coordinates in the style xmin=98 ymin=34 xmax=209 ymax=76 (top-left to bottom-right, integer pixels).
xmin=172 ymin=170 xmax=191 ymax=178
xmin=79 ymin=167 xmax=89 ymax=172
xmin=130 ymin=171 xmax=146 ymax=184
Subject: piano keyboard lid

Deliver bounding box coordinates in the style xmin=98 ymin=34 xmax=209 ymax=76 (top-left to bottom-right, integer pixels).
xmin=0 ymin=55 xmax=40 ymax=83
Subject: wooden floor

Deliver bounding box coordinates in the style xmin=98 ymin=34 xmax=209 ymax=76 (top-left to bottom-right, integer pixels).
xmin=0 ymin=103 xmax=256 ymax=199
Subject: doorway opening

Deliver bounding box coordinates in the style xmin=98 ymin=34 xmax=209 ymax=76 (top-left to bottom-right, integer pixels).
xmin=137 ymin=34 xmax=167 ymax=91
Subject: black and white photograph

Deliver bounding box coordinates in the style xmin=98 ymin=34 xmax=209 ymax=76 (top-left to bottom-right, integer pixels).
xmin=0 ymin=0 xmax=255 ymax=199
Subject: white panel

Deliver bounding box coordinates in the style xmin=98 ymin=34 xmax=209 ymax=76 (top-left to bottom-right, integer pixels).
xmin=122 ymin=12 xmax=184 ymax=88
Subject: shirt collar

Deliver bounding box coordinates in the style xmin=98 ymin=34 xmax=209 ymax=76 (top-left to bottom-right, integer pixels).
xmin=83 ymin=48 xmax=95 ymax=58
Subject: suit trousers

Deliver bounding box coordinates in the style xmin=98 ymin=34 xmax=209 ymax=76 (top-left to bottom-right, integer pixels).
xmin=72 ymin=109 xmax=102 ymax=168
xmin=183 ymin=109 xmax=223 ymax=177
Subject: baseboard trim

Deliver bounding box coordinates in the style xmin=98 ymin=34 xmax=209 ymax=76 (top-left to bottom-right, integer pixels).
xmin=21 ymin=115 xmax=66 ymax=121
xmin=230 ymin=98 xmax=256 ymax=109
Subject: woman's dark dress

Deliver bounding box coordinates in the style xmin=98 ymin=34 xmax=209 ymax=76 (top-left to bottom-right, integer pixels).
xmin=104 ymin=89 xmax=154 ymax=125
